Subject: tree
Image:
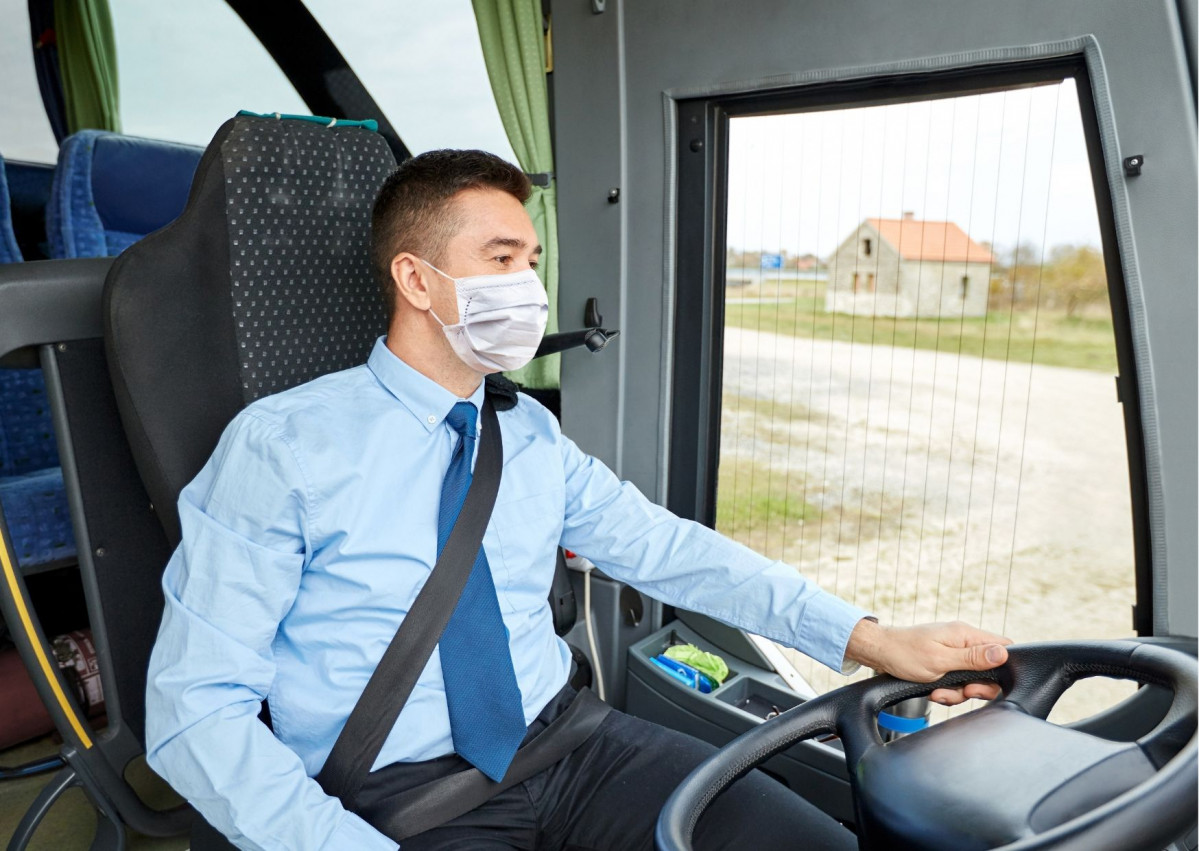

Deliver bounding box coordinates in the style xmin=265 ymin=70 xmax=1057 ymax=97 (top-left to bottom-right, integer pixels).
xmin=1041 ymin=245 xmax=1108 ymax=318
xmin=993 ymin=241 xmax=1042 ymax=310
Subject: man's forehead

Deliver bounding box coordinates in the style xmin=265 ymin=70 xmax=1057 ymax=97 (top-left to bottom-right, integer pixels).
xmin=448 ymin=188 xmax=540 ymax=251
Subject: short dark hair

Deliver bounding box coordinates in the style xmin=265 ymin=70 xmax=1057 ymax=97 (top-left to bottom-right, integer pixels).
xmin=370 ymin=149 xmax=531 ymax=323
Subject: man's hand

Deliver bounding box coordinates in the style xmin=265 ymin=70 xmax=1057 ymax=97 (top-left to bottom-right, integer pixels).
xmin=845 ymin=619 xmax=1013 ymax=705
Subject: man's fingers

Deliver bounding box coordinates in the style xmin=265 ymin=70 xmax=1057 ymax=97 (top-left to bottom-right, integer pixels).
xmin=929 ymin=687 xmax=966 ymax=706
xmin=963 ymin=681 xmax=1002 ymax=701
xmin=958 ymin=641 xmax=1008 ymax=671
xmin=929 ymin=682 xmax=1003 ymax=705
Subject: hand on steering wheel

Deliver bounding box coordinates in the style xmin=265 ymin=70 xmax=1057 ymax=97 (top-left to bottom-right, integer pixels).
xmin=656 ymin=640 xmax=1197 ymax=851
xmin=843 ymin=619 xmax=1013 ymax=706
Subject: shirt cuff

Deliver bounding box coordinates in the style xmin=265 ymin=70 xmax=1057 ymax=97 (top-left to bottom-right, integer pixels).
xmin=793 ymin=590 xmax=873 ymax=674
xmin=322 ymin=812 xmax=398 ymax=851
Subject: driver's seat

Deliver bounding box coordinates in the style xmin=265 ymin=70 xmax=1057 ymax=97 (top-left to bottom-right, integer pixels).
xmin=103 ymin=111 xmax=396 ymax=848
xmin=101 ymin=111 xmax=586 ymax=849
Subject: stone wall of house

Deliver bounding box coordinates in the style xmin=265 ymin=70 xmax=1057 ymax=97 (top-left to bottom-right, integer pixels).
xmin=828 ymin=246 xmax=991 ymax=319
xmin=901 ymin=260 xmax=991 ymax=318
xmin=825 ymin=226 xmax=908 ymax=315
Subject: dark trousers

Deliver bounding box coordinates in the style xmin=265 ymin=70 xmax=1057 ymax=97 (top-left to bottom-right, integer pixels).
xmin=356 ymin=686 xmax=857 ymax=851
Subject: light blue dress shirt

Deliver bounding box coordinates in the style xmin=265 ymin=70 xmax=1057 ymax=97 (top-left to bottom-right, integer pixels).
xmin=144 ymin=338 xmax=869 ymax=851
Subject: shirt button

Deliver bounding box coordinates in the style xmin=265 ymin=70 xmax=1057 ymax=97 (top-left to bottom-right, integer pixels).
xmin=427 ymin=414 xmax=437 ymax=424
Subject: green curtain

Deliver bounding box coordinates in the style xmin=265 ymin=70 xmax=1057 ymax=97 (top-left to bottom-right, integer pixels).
xmin=473 ymin=0 xmax=559 ymax=389
xmin=54 ymin=0 xmax=121 ymax=133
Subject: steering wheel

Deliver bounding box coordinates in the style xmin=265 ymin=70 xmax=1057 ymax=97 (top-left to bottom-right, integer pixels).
xmin=656 ymin=641 xmax=1197 ymax=851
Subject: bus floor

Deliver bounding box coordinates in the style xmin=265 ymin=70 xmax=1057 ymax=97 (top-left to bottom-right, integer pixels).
xmin=0 ymin=734 xmax=188 ymax=850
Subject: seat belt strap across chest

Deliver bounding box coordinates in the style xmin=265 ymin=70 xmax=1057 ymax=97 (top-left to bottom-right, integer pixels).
xmin=317 ymin=397 xmax=505 ymax=806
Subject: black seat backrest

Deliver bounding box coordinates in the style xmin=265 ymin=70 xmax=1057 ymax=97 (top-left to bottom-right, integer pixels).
xmin=104 ymin=114 xmax=396 ymax=545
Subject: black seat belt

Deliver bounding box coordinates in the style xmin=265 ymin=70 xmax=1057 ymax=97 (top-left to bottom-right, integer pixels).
xmin=316 ymin=395 xmax=610 ymax=829
xmin=316 ymin=397 xmax=506 ymax=805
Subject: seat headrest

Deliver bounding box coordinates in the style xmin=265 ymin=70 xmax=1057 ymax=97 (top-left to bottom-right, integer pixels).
xmin=49 ymin=130 xmax=203 ymax=258
xmin=104 ymin=113 xmax=397 ymax=544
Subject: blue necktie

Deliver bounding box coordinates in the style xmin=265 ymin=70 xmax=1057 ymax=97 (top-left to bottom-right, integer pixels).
xmin=437 ymin=402 xmax=526 ymax=781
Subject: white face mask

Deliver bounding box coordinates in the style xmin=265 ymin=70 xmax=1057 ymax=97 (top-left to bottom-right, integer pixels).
xmin=420 ymin=258 xmax=549 ymax=373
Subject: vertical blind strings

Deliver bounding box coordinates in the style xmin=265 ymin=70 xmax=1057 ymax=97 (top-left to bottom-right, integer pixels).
xmin=1000 ymin=82 xmax=1063 ymax=638
xmin=978 ymin=88 xmax=1037 ymax=630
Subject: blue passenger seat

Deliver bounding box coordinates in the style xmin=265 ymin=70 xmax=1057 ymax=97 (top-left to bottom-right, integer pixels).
xmin=2 ymin=132 xmax=199 ymax=565
xmin=0 ymin=152 xmax=74 ymax=568
xmin=0 ymin=153 xmax=21 ymax=264
xmin=46 ymin=131 xmax=202 ymax=259
xmin=4 ymin=132 xmax=200 ymax=568
xmin=0 ymin=372 xmax=73 ymax=567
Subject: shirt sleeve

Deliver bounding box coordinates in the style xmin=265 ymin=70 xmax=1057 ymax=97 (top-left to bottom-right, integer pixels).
xmin=144 ymin=412 xmax=398 ymax=851
xmin=556 ymin=433 xmax=870 ymax=672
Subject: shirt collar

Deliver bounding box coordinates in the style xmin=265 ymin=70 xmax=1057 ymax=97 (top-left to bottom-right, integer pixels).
xmin=367 ymin=337 xmax=485 ymax=434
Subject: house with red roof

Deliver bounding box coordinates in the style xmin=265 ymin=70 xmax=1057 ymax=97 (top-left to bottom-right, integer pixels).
xmin=825 ymin=212 xmax=995 ymax=318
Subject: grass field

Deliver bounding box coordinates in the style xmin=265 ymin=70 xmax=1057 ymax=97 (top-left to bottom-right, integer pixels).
xmin=724 ymin=281 xmax=1118 ymax=373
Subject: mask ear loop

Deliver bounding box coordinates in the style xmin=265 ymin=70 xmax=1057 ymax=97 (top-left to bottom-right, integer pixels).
xmin=414 ymin=257 xmax=457 ymax=327
xmin=427 ymin=306 xmax=451 ymax=328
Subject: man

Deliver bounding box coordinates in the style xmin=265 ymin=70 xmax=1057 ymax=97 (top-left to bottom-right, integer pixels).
xmin=145 ymin=149 xmax=1011 ymax=851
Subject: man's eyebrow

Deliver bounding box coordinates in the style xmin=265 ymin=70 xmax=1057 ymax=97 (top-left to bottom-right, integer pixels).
xmin=480 ymin=237 xmax=543 ymax=254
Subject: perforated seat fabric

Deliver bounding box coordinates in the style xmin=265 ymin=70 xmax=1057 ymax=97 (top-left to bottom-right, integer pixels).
xmin=0 ymin=152 xmax=22 ymax=264
xmin=47 ymin=131 xmax=202 ymax=259
xmin=105 ymin=113 xmax=396 ymax=545
xmin=0 ymin=368 xmax=59 ymax=476
xmin=0 ymin=467 xmax=73 ymax=566
xmin=0 ymin=364 xmax=74 ymax=568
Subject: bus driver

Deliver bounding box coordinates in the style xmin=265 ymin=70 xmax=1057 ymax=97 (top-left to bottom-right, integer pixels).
xmin=144 ymin=149 xmax=1013 ymax=851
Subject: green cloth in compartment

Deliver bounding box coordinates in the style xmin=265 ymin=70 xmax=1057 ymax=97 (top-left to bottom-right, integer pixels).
xmin=664 ymin=644 xmax=730 ymax=685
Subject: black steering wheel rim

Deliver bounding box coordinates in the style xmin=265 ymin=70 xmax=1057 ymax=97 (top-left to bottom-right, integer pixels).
xmin=655 ymin=640 xmax=1197 ymax=851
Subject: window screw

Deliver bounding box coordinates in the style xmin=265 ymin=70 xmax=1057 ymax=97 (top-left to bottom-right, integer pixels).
xmin=94 ymin=547 xmax=106 ymax=558
xmin=607 ymin=188 xmax=620 ymax=204
xmin=1122 ymin=155 xmax=1143 ymax=176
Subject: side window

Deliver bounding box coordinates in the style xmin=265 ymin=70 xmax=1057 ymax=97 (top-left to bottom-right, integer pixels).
xmin=0 ymin=1 xmax=58 ymax=162
xmin=110 ymin=0 xmax=307 ymax=146
xmin=302 ymin=0 xmax=518 ymax=162
xmin=715 ymin=76 xmax=1137 ymax=723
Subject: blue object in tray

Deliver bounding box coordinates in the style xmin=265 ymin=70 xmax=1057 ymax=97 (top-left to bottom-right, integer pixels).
xmin=651 ymin=654 xmax=715 ymax=693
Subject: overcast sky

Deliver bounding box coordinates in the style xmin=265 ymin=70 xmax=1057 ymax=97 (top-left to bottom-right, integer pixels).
xmin=727 ymin=79 xmax=1102 ymax=258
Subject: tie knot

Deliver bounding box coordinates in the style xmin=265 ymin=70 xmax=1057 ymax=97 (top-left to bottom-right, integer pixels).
xmin=445 ymin=401 xmax=478 ymax=440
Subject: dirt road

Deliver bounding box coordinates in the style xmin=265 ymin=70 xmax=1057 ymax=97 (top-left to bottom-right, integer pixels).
xmin=719 ymin=326 xmax=1138 ymax=721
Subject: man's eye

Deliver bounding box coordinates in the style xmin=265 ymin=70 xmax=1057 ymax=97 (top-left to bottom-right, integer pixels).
xmin=494 ymin=255 xmax=512 ymax=265
xmin=530 ymin=260 xmax=539 ymax=270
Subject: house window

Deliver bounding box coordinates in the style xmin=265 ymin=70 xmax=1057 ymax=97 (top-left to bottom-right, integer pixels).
xmin=961 ymin=275 xmax=970 ymax=300
xmin=867 ymin=273 xmax=876 ymax=293
xmin=863 ymin=238 xmax=872 ymax=256
xmin=851 ymin=272 xmax=860 ymax=293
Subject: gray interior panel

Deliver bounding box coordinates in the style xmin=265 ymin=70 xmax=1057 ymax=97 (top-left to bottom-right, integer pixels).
xmin=551 ymin=0 xmax=1197 ymax=638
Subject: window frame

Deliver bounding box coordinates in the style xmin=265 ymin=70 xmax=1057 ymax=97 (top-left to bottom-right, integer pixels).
xmin=667 ymin=55 xmax=1154 ymax=635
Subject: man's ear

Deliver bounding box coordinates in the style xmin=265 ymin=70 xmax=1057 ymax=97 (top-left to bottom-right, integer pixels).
xmin=391 ymin=253 xmax=432 ymax=311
